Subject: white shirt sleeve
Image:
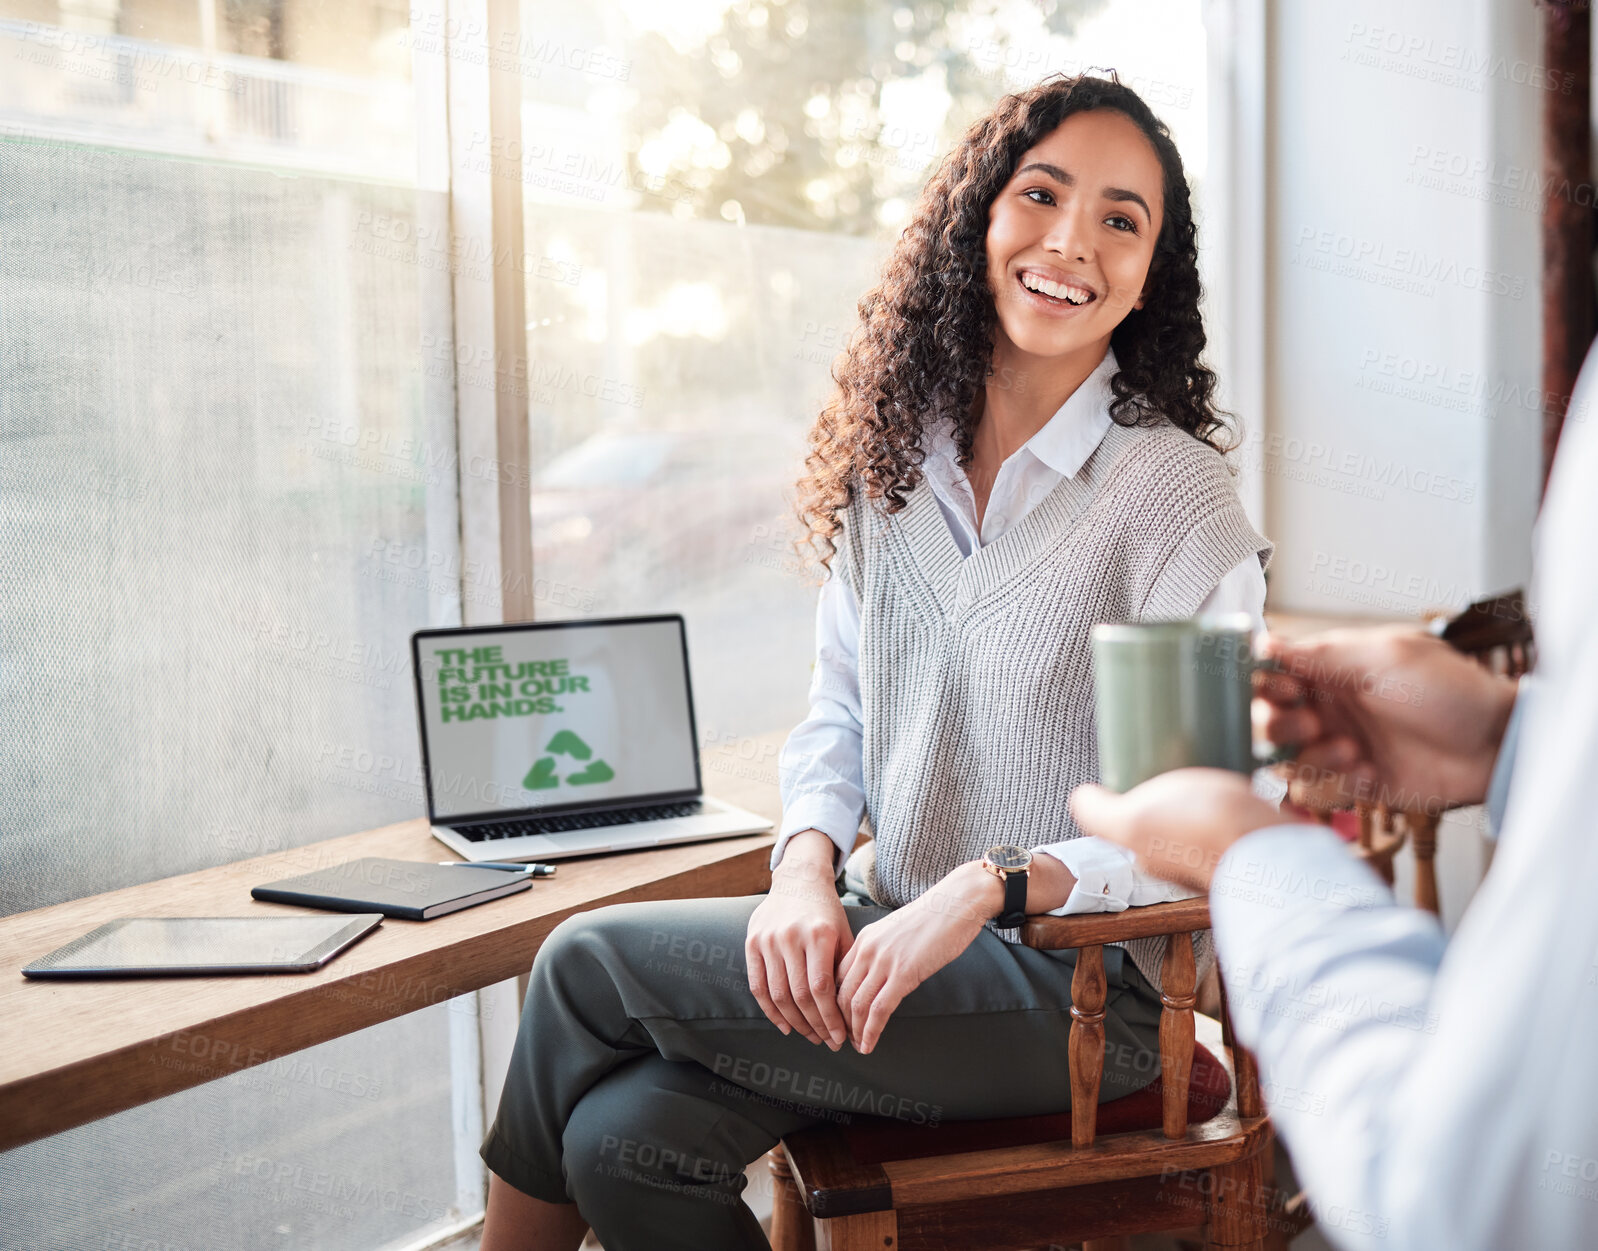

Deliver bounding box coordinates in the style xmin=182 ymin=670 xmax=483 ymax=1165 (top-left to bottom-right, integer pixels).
xmin=1197 ymin=550 xmax=1269 ymax=627
xmin=1033 ymin=836 xmax=1197 ymax=913
xmin=1208 ymin=828 xmax=1437 ymax=1248
xmin=772 ymin=571 xmax=866 ymax=876
xmin=1035 ymin=552 xmax=1269 ymax=915
xmin=1203 ymin=343 xmax=1598 ymax=1250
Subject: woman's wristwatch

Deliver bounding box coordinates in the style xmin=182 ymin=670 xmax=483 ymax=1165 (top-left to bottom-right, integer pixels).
xmin=981 ymin=844 xmax=1033 ymax=928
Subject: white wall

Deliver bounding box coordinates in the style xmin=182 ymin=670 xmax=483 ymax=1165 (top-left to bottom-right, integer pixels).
xmin=1264 ymin=0 xmax=1544 ymax=618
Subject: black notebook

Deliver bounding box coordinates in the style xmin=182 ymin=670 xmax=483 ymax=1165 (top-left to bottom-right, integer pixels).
xmin=252 ymin=857 xmax=532 ymax=920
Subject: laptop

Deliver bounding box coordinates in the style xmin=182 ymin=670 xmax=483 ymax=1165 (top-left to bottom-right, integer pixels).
xmin=411 ymin=615 xmax=773 ymax=862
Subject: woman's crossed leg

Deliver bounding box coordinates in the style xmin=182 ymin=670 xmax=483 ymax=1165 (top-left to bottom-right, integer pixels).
xmin=479 ymin=893 xmax=1163 ymax=1251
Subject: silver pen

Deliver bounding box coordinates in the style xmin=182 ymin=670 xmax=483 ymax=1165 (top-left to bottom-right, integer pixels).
xmin=437 ymin=860 xmax=557 ymax=876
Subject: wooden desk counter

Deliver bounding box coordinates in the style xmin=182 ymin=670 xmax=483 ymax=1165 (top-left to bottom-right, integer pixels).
xmin=0 ymin=736 xmax=787 ymax=1154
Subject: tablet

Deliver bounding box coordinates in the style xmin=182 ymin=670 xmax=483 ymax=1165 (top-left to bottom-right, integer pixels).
xmin=20 ymin=914 xmax=384 ymax=979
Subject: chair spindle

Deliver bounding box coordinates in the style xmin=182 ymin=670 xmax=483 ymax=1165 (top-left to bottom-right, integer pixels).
xmin=1159 ymin=932 xmax=1197 ymax=1139
xmin=1069 ymin=943 xmax=1107 ymax=1148
xmin=1409 ymin=812 xmax=1441 ymax=915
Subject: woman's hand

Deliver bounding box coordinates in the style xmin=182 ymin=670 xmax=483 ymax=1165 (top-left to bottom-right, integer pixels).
xmin=746 ymin=831 xmax=853 ymax=1050
xmin=835 ymin=862 xmax=1001 ymax=1055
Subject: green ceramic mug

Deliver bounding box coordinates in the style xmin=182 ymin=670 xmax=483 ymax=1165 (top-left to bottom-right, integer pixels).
xmin=1090 ymin=616 xmax=1280 ymax=793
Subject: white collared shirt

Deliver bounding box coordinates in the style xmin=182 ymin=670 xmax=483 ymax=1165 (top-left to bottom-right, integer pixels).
xmin=775 ymin=348 xmax=1267 ymax=916
xmin=1205 ymin=342 xmax=1598 ymax=1250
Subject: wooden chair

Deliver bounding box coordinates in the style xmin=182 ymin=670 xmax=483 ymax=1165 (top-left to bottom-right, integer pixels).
xmin=1287 ymin=589 xmax=1535 ymax=916
xmin=770 ymin=898 xmax=1305 ymax=1251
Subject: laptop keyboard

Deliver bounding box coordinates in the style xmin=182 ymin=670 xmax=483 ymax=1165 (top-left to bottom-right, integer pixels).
xmin=455 ymin=800 xmax=708 ymax=842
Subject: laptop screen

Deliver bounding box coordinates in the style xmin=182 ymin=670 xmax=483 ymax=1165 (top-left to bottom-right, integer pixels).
xmin=412 ymin=617 xmax=700 ymax=822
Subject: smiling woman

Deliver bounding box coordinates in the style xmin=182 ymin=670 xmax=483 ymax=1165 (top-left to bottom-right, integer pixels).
xmin=796 ymin=73 xmax=1233 ymax=565
xmin=768 ymin=70 xmax=1271 ymax=1030
xmin=475 ymin=71 xmax=1270 ymax=1251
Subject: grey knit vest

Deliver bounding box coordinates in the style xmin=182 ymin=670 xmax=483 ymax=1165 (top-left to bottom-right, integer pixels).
xmin=836 ymin=418 xmax=1273 ymax=991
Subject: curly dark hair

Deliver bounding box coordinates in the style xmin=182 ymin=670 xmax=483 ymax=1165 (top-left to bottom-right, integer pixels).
xmin=794 ymin=72 xmax=1232 ymax=573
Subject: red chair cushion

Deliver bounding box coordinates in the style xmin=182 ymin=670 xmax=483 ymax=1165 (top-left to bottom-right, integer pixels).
xmin=840 ymin=1042 xmax=1231 ymax=1165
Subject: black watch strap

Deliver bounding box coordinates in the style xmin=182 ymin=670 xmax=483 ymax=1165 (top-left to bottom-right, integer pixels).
xmin=996 ymin=869 xmax=1028 ymax=929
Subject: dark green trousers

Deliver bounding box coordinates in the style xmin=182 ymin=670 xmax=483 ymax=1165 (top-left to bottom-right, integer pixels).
xmin=481 ymin=892 xmax=1164 ymax=1251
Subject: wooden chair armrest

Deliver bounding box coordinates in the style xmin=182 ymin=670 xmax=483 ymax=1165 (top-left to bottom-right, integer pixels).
xmin=1018 ymin=896 xmax=1211 ymax=950
xmin=1019 ymin=898 xmax=1211 ymax=1148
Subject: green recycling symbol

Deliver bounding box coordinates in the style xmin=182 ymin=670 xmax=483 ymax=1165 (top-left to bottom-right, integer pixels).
xmin=522 ymin=730 xmax=614 ymax=790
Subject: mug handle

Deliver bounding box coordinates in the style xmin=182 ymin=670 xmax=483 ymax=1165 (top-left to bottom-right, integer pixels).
xmin=1255 ymin=741 xmax=1300 ymax=767
xmin=1251 ymin=654 xmax=1300 ymax=765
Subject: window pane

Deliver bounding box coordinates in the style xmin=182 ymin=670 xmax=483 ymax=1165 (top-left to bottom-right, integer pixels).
xmin=0 ymin=1002 xmax=476 ymax=1251
xmin=0 ymin=2 xmax=473 ymax=1246
xmin=518 ymin=0 xmax=1208 ymax=750
xmin=0 ymin=140 xmax=445 ymax=912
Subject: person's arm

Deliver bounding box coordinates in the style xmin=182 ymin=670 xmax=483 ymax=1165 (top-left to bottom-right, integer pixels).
xmin=772 ymin=572 xmax=866 ymax=878
xmin=1066 ymin=763 xmax=1583 ymax=1251
xmin=1209 ymin=760 xmax=1598 ymax=1251
xmin=748 ymin=569 xmax=867 ymax=1052
xmin=1208 ymin=827 xmax=1447 ymax=1250
xmin=1066 ymin=627 xmax=1565 ymax=1250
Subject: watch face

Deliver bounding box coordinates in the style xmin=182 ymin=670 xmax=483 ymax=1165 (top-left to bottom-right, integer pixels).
xmin=985 ymin=844 xmax=1031 ymax=872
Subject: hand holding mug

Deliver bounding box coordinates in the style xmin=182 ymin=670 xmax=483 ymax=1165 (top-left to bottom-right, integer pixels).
xmin=1254 ymin=625 xmax=1518 ymax=816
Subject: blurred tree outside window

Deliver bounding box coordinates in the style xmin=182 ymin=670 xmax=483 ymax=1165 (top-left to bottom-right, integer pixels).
xmin=518 ymin=0 xmax=1207 ymax=746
